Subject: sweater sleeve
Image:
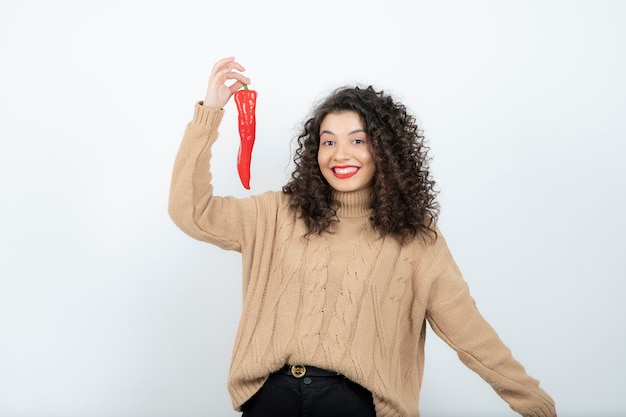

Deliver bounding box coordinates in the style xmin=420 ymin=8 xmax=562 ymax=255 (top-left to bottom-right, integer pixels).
xmin=168 ymin=102 xmax=258 ymax=252
xmin=425 ymin=235 xmax=556 ymax=417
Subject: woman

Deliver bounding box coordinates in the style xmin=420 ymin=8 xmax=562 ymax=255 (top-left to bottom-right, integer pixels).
xmin=168 ymin=57 xmax=557 ymax=417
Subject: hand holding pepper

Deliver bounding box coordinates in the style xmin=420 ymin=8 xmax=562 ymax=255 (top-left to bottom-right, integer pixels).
xmin=203 ymin=56 xmax=251 ymax=109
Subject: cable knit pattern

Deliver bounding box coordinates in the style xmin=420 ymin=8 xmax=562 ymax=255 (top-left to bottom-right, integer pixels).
xmin=168 ymin=102 xmax=556 ymax=417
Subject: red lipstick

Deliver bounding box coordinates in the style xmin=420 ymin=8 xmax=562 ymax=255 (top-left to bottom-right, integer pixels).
xmin=332 ymin=165 xmax=359 ymax=179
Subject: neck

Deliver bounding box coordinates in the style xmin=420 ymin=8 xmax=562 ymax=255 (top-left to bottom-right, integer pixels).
xmin=333 ymin=188 xmax=373 ymax=218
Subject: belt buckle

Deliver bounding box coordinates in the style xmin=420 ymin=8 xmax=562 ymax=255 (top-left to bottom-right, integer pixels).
xmin=290 ymin=365 xmax=306 ymax=378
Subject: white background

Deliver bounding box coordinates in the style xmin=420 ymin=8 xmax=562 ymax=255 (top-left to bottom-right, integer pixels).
xmin=1 ymin=1 xmax=625 ymax=416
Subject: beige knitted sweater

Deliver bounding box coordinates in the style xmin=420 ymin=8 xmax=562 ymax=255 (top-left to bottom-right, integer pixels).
xmin=168 ymin=103 xmax=556 ymax=417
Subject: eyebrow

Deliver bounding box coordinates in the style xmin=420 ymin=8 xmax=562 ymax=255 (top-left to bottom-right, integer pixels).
xmin=320 ymin=129 xmax=366 ymax=136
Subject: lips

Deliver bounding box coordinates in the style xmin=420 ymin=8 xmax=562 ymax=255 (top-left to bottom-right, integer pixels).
xmin=331 ymin=166 xmax=359 ymax=179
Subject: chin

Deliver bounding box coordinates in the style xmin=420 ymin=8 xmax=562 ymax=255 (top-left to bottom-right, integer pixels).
xmin=331 ymin=184 xmax=364 ymax=192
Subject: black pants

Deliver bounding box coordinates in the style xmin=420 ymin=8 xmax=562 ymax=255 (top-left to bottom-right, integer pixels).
xmin=242 ymin=367 xmax=376 ymax=417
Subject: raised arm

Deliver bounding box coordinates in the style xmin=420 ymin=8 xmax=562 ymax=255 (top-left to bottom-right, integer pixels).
xmin=168 ymin=57 xmax=256 ymax=251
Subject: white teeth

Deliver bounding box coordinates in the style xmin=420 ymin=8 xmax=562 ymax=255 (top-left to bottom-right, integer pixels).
xmin=333 ymin=167 xmax=358 ymax=174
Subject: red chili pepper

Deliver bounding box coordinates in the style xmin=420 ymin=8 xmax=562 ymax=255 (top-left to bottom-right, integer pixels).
xmin=234 ymin=84 xmax=257 ymax=190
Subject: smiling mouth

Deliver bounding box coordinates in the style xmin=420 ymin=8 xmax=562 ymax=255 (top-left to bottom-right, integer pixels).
xmin=332 ymin=166 xmax=359 ymax=179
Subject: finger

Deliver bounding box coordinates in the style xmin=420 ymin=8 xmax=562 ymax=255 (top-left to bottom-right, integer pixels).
xmin=215 ymin=62 xmax=245 ymax=77
xmin=212 ymin=67 xmax=249 ymax=89
xmin=211 ymin=56 xmax=236 ymax=73
xmin=212 ymin=57 xmax=246 ymax=77
xmin=223 ymin=71 xmax=251 ymax=85
xmin=209 ymin=59 xmax=237 ymax=83
xmin=228 ymin=80 xmax=245 ymax=94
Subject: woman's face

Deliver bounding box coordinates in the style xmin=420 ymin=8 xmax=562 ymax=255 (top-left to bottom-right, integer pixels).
xmin=317 ymin=111 xmax=376 ymax=192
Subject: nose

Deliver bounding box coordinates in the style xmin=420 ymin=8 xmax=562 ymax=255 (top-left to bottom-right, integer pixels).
xmin=332 ymin=142 xmax=350 ymax=161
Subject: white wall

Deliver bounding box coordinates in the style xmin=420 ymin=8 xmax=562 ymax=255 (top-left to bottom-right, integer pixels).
xmin=1 ymin=1 xmax=624 ymax=416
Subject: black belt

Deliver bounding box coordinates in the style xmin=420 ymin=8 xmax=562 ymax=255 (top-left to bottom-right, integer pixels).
xmin=278 ymin=364 xmax=341 ymax=378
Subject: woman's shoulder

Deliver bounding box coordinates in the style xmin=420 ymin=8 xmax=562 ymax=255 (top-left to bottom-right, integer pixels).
xmin=250 ymin=191 xmax=301 ymax=230
xmin=251 ymin=190 xmax=293 ymax=211
xmin=404 ymin=225 xmax=455 ymax=263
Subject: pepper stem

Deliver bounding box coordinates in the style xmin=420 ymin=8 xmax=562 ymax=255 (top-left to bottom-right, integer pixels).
xmin=243 ymin=84 xmax=249 ymax=90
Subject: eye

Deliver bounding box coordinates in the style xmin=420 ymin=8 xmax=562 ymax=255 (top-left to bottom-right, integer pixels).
xmin=352 ymin=138 xmax=366 ymax=144
xmin=321 ymin=140 xmax=335 ymax=146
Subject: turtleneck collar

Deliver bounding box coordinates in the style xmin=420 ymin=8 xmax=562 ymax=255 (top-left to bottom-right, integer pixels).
xmin=333 ymin=187 xmax=374 ymax=219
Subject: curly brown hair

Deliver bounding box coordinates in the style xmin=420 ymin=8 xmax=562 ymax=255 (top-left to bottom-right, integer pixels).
xmin=282 ymin=85 xmax=439 ymax=244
